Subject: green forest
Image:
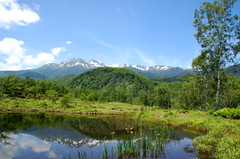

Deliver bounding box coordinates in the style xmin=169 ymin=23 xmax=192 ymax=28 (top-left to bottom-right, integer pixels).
xmin=1 ymin=67 xmax=239 ymax=112
xmin=0 ymin=0 xmax=240 ymax=158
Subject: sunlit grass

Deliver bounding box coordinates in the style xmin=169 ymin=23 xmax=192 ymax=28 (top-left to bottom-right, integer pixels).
xmin=1 ymin=98 xmax=240 ymax=158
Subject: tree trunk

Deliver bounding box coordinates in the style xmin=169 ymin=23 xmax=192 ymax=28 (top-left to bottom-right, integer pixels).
xmin=215 ymin=70 xmax=221 ymax=111
xmin=204 ymin=77 xmax=209 ymax=112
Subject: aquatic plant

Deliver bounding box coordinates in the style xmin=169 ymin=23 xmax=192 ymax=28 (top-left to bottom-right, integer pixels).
xmin=102 ymin=144 xmax=108 ymax=159
xmin=114 ymin=124 xmax=175 ymax=158
xmin=77 ymin=150 xmax=87 ymax=159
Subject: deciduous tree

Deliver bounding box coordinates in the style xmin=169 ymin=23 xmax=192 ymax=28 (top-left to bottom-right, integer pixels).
xmin=193 ymin=0 xmax=239 ymax=111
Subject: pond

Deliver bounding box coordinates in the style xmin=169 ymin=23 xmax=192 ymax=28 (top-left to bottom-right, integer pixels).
xmin=0 ymin=113 xmax=202 ymax=159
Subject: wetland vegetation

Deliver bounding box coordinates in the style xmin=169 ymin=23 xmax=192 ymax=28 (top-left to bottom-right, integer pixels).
xmin=1 ymin=0 xmax=240 ymax=158
xmin=0 ymin=112 xmax=202 ymax=159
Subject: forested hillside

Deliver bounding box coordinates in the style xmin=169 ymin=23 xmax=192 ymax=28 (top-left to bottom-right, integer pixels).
xmin=0 ymin=75 xmax=69 ymax=99
xmin=1 ymin=68 xmax=239 ymax=110
xmin=67 ymin=67 xmax=156 ymax=90
xmin=66 ymin=67 xmax=158 ymax=103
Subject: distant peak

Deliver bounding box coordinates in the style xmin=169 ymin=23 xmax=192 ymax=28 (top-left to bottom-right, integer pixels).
xmin=121 ymin=64 xmax=171 ymax=71
xmin=42 ymin=58 xmax=172 ymax=71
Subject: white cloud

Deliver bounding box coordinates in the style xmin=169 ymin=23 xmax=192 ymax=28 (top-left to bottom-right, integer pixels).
xmin=0 ymin=38 xmax=66 ymax=70
xmin=0 ymin=38 xmax=24 ymax=70
xmin=24 ymin=53 xmax=55 ymax=66
xmin=65 ymin=41 xmax=72 ymax=45
xmin=47 ymin=151 xmax=57 ymax=159
xmin=5 ymin=55 xmax=21 ymax=64
xmin=0 ymin=37 xmax=25 ymax=57
xmin=51 ymin=47 xmax=66 ymax=56
xmin=24 ymin=47 xmax=66 ymax=66
xmin=0 ymin=61 xmax=22 ymax=70
xmin=19 ymin=137 xmax=51 ymax=153
xmin=0 ymin=142 xmax=18 ymax=159
xmin=0 ymin=0 xmax=40 ymax=29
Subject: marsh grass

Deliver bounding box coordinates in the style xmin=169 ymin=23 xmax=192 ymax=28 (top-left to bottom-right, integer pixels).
xmin=113 ymin=124 xmax=175 ymax=158
xmin=77 ymin=150 xmax=87 ymax=159
xmin=0 ymin=98 xmax=141 ymax=115
xmin=71 ymin=125 xmax=174 ymax=159
xmin=1 ymin=98 xmax=239 ymax=158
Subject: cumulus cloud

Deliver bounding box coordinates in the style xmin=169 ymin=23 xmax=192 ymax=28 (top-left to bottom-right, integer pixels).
xmin=0 ymin=0 xmax=40 ymax=29
xmin=47 ymin=151 xmax=57 ymax=159
xmin=0 ymin=61 xmax=22 ymax=70
xmin=51 ymin=47 xmax=66 ymax=56
xmin=0 ymin=133 xmax=60 ymax=159
xmin=24 ymin=53 xmax=55 ymax=66
xmin=0 ymin=38 xmax=25 ymax=70
xmin=19 ymin=137 xmax=51 ymax=153
xmin=5 ymin=55 xmax=21 ymax=65
xmin=0 ymin=38 xmax=66 ymax=70
xmin=0 ymin=37 xmax=25 ymax=57
xmin=24 ymin=47 xmax=66 ymax=66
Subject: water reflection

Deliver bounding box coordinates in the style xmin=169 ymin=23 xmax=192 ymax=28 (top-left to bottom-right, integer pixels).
xmin=0 ymin=113 xmax=201 ymax=159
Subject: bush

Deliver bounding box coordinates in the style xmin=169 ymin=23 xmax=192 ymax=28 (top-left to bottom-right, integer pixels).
xmin=40 ymin=102 xmax=48 ymax=109
xmin=214 ymin=108 xmax=240 ymax=119
xmin=164 ymin=111 xmax=176 ymax=117
xmin=207 ymin=110 xmax=215 ymax=115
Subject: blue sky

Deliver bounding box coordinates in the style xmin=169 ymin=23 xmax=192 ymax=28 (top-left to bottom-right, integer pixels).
xmin=0 ymin=0 xmax=239 ymax=70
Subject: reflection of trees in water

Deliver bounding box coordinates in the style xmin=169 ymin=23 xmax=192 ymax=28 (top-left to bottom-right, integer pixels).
xmin=0 ymin=131 xmax=14 ymax=146
xmin=0 ymin=113 xmax=200 ymax=142
xmin=68 ymin=116 xmax=140 ymax=140
xmin=0 ymin=113 xmax=64 ymax=131
xmin=0 ymin=113 xmax=65 ymax=145
xmin=0 ymin=113 xmax=201 ymax=152
xmin=0 ymin=113 xmax=141 ymax=143
xmin=0 ymin=113 xmax=202 ymax=158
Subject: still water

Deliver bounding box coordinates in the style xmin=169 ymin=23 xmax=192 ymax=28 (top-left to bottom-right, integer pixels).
xmin=0 ymin=113 xmax=201 ymax=159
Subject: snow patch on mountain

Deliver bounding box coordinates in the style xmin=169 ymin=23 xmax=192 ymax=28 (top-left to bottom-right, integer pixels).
xmin=122 ymin=64 xmax=171 ymax=71
xmin=46 ymin=58 xmax=172 ymax=71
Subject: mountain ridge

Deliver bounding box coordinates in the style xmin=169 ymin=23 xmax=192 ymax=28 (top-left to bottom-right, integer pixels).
xmin=0 ymin=58 xmax=238 ymax=79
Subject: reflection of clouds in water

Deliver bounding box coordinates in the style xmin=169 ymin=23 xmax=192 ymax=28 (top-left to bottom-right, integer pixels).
xmin=0 ymin=133 xmax=18 ymax=159
xmin=47 ymin=151 xmax=57 ymax=158
xmin=0 ymin=146 xmax=18 ymax=159
xmin=19 ymin=134 xmax=51 ymax=152
xmin=0 ymin=133 xmax=59 ymax=159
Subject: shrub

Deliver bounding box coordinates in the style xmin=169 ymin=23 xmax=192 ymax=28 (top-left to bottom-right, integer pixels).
xmin=207 ymin=110 xmax=215 ymax=115
xmin=214 ymin=108 xmax=240 ymax=119
xmin=164 ymin=111 xmax=176 ymax=117
xmin=40 ymin=102 xmax=48 ymax=109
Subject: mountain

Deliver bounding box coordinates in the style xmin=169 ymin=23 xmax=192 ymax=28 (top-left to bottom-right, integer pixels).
xmin=124 ymin=66 xmax=193 ymax=78
xmin=67 ymin=67 xmax=156 ymax=94
xmin=226 ymin=64 xmax=240 ymax=76
xmin=0 ymin=58 xmax=238 ymax=79
xmin=32 ymin=58 xmax=109 ymax=78
xmin=122 ymin=64 xmax=171 ymax=71
xmin=0 ymin=58 xmax=194 ymax=79
xmin=0 ymin=58 xmax=108 ymax=79
xmin=19 ymin=127 xmax=104 ymax=148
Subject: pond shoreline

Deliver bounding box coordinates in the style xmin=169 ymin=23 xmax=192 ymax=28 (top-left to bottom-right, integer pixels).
xmin=0 ymin=112 xmax=203 ymax=159
xmin=0 ymin=100 xmax=239 ymax=159
xmin=0 ymin=108 xmax=126 ymax=116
